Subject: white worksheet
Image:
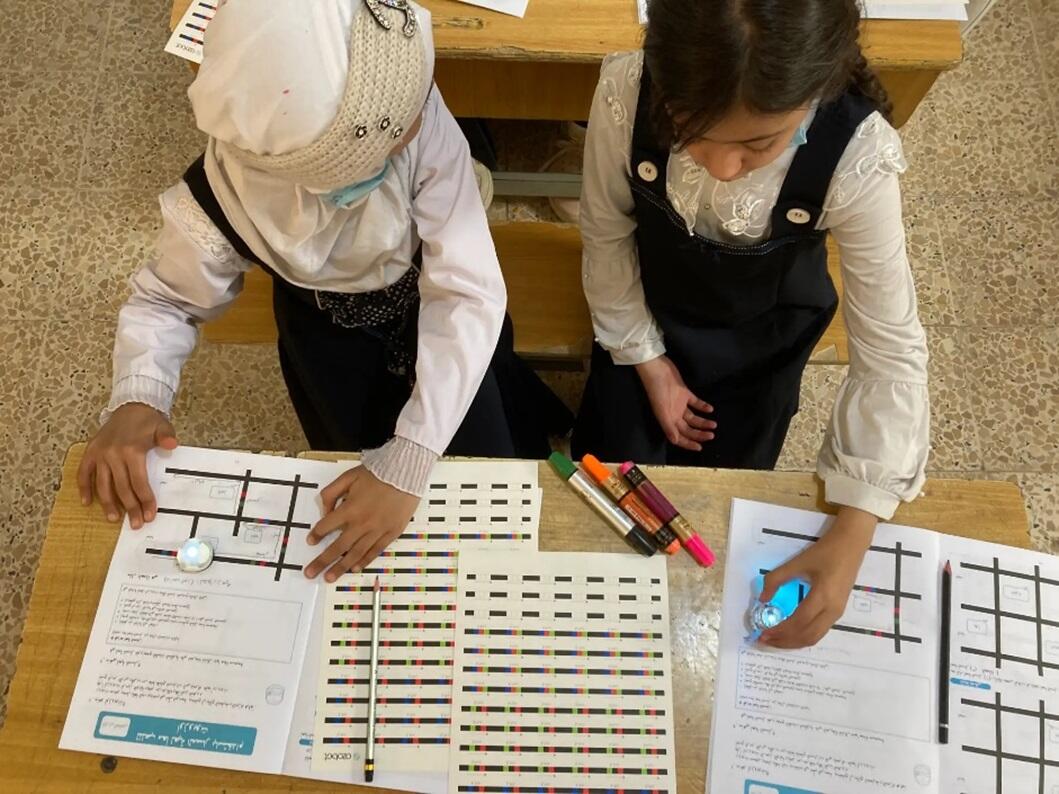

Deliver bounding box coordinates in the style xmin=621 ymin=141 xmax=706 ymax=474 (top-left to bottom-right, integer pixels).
xmin=709 ymin=498 xmax=1059 ymax=794
xmin=164 ymin=0 xmax=217 ymax=64
xmin=61 ymin=446 xmax=543 ymax=792
xmin=60 ymin=446 xmax=347 ymax=772
xmin=456 ymin=0 xmax=530 ymax=19
xmin=312 ymin=462 xmax=541 ymax=787
xmin=449 ymin=550 xmax=677 ymax=794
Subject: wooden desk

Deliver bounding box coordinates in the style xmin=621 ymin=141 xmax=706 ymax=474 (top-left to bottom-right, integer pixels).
xmin=170 ymin=0 xmax=961 ymax=128
xmin=0 ymin=444 xmax=1027 ymax=791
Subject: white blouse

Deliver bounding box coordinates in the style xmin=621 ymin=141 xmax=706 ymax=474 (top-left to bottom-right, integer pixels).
xmin=103 ymin=88 xmax=506 ymax=496
xmin=581 ymin=51 xmax=930 ymax=519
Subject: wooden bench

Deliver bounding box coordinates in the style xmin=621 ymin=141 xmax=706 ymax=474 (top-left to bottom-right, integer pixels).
xmin=203 ymin=223 xmax=848 ymax=366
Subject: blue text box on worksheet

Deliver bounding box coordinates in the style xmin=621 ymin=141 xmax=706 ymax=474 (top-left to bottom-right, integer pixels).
xmin=94 ymin=711 xmax=256 ymax=755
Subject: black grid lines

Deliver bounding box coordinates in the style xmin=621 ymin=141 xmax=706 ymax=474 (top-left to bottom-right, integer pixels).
xmin=760 ymin=528 xmax=924 ymax=653
xmin=959 ymin=559 xmax=1059 ymax=677
xmin=961 ymin=691 xmax=1059 ymax=794
xmin=146 ymin=466 xmax=318 ymax=581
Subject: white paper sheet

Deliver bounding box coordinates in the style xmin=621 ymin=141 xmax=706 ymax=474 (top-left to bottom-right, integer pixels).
xmin=311 ymin=462 xmax=541 ymax=783
xmin=941 ymin=536 xmax=1059 ymax=794
xmin=455 ymin=0 xmax=530 ymax=19
xmin=709 ymin=499 xmax=942 ymax=793
xmin=164 ymin=0 xmax=217 ymax=64
xmin=638 ymin=0 xmax=967 ymax=23
xmin=60 ymin=446 xmax=348 ymax=772
xmin=449 ymin=550 xmax=677 ymax=794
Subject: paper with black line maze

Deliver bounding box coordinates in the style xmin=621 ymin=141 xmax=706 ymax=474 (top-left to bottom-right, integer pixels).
xmin=449 ymin=550 xmax=677 ymax=794
xmin=311 ymin=461 xmax=541 ymax=778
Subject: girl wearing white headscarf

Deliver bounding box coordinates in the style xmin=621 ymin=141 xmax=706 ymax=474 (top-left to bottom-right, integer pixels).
xmin=78 ymin=0 xmax=567 ymax=581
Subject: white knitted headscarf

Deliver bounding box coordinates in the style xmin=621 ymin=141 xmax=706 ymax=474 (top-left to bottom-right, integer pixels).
xmin=185 ymin=0 xmax=436 ymax=287
xmin=190 ymin=0 xmax=432 ymax=191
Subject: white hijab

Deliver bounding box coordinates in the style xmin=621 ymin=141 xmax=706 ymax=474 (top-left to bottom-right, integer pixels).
xmin=187 ymin=0 xmax=436 ymax=290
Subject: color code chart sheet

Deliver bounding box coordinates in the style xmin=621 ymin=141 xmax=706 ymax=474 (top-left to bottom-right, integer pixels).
xmin=448 ymin=550 xmax=677 ymax=794
xmin=164 ymin=0 xmax=218 ymax=63
xmin=311 ymin=463 xmax=541 ymax=785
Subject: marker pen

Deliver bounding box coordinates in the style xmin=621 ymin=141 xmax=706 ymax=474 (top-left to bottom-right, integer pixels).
xmin=581 ymin=455 xmax=680 ymax=555
xmin=620 ymin=462 xmax=716 ymax=568
xmin=548 ymin=452 xmax=656 ymax=557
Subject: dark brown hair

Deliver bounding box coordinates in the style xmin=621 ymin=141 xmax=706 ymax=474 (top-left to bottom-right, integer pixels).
xmin=644 ymin=0 xmax=892 ymax=147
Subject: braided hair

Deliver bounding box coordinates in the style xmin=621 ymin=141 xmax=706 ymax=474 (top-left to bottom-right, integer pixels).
xmin=644 ymin=0 xmax=892 ymax=149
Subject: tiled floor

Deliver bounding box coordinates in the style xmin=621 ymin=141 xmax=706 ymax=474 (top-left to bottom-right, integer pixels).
xmin=0 ymin=0 xmax=1056 ymax=723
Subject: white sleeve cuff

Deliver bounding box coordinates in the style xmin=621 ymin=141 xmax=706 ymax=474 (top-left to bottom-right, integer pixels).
xmin=607 ymin=339 xmax=667 ymax=366
xmin=100 ymin=375 xmax=176 ymax=426
xmin=361 ymin=436 xmax=440 ymax=498
xmin=823 ymin=473 xmax=902 ymax=521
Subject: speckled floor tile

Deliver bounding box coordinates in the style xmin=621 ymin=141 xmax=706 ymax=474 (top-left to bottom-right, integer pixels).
xmin=488 ymin=121 xmax=562 ymax=172
xmin=0 ymin=189 xmax=77 ymax=320
xmin=1027 ymin=0 xmax=1059 ymax=86
xmin=901 ymin=76 xmax=1058 ymax=199
xmin=776 ymin=365 xmax=845 ymax=472
xmin=926 ymin=330 xmax=985 ymax=471
xmin=902 ymin=199 xmax=956 ymax=326
xmin=62 ymin=189 xmax=161 ymax=318
xmin=536 ymin=369 xmax=588 ymax=416
xmin=960 ymin=327 xmax=1059 ymax=471
xmin=0 ymin=69 xmax=99 ymax=187
xmin=1014 ymin=472 xmax=1059 ymax=552
xmin=957 ymin=0 xmax=1041 ymax=86
xmin=0 ymin=0 xmax=110 ymax=75
xmin=174 ymin=342 xmax=307 ymax=453
xmin=79 ymin=65 xmax=205 ymax=191
xmin=935 ymin=197 xmax=1059 ymax=326
xmin=103 ymin=0 xmax=178 ymax=75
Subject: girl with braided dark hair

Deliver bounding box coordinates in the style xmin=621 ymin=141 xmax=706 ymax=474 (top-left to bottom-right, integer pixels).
xmin=573 ymin=0 xmax=929 ymax=648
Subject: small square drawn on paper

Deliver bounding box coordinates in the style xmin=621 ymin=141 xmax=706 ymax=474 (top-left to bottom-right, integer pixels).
xmin=853 ymin=596 xmax=872 ymax=613
xmin=244 ymin=526 xmax=263 ymax=544
xmin=967 ymin=618 xmax=990 ymax=635
xmin=210 ymin=484 xmax=237 ymax=500
xmin=1002 ymin=584 xmax=1031 ymax=602
xmin=97 ymin=715 xmax=131 ymax=738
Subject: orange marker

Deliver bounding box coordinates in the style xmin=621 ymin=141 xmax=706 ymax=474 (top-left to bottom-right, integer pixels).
xmin=581 ymin=455 xmax=681 ymax=555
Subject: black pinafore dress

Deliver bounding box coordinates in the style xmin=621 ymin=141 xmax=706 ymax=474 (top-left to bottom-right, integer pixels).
xmin=572 ymin=69 xmax=875 ymax=469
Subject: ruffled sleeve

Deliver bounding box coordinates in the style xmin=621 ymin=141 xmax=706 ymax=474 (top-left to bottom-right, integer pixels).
xmin=817 ymin=112 xmax=930 ymax=520
xmin=579 ymin=51 xmax=667 ymax=366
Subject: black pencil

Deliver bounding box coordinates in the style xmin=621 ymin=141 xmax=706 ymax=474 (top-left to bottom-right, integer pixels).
xmin=939 ymin=560 xmax=952 ymax=744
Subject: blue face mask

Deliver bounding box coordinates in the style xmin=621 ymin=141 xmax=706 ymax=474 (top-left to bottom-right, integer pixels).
xmin=325 ymin=161 xmax=390 ymax=208
xmin=789 ymin=119 xmax=809 ymax=149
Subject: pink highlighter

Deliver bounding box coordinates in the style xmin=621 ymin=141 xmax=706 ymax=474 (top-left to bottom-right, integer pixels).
xmin=619 ymin=462 xmax=716 ymax=568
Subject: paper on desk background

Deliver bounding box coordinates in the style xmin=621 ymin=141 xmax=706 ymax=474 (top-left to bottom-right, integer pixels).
xmin=312 ymin=462 xmax=541 ymax=786
xmin=449 ymin=550 xmax=677 ymax=794
xmin=709 ymin=499 xmax=943 ymax=793
xmin=638 ymin=0 xmax=966 ymax=22
xmin=59 ymin=446 xmax=349 ymax=773
xmin=164 ymin=0 xmax=217 ymax=64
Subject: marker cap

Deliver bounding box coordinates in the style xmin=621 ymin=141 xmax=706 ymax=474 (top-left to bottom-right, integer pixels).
xmin=548 ymin=451 xmax=577 ymax=480
xmin=580 ymin=454 xmax=614 ymax=485
xmin=663 ymin=539 xmax=681 ymax=556
xmin=626 ymin=526 xmax=658 ymax=557
xmin=685 ymin=535 xmax=716 ymax=568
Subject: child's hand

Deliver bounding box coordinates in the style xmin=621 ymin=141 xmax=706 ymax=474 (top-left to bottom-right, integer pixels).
xmin=304 ymin=466 xmax=419 ymax=582
xmin=635 ymin=355 xmax=716 ymax=451
xmin=758 ymin=506 xmax=878 ymax=649
xmin=77 ymin=403 xmax=178 ymax=529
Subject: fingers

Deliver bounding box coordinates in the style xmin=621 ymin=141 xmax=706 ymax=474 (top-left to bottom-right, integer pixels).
xmin=107 ymin=454 xmax=144 ymax=529
xmin=95 ymin=463 xmax=120 ymax=524
xmin=687 ymin=395 xmax=714 ymax=414
xmin=320 ymin=468 xmax=361 ymax=514
xmin=683 ymin=410 xmax=717 ymax=432
xmin=129 ymin=458 xmax=157 ymax=524
xmin=759 ymin=589 xmax=826 ymax=648
xmin=304 ymin=531 xmax=355 ymax=579
xmin=77 ymin=453 xmax=95 ymax=507
xmin=154 ymin=420 xmax=179 ymax=451
xmin=762 ymin=594 xmax=841 ymax=649
xmin=676 ymin=419 xmax=714 ymax=443
xmin=347 ymin=534 xmax=398 ymax=578
xmin=307 ymin=508 xmax=350 ymax=547
xmin=759 ymin=562 xmax=800 ymax=603
xmin=663 ymin=423 xmax=702 ymax=452
xmin=324 ymin=532 xmax=381 ymax=583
